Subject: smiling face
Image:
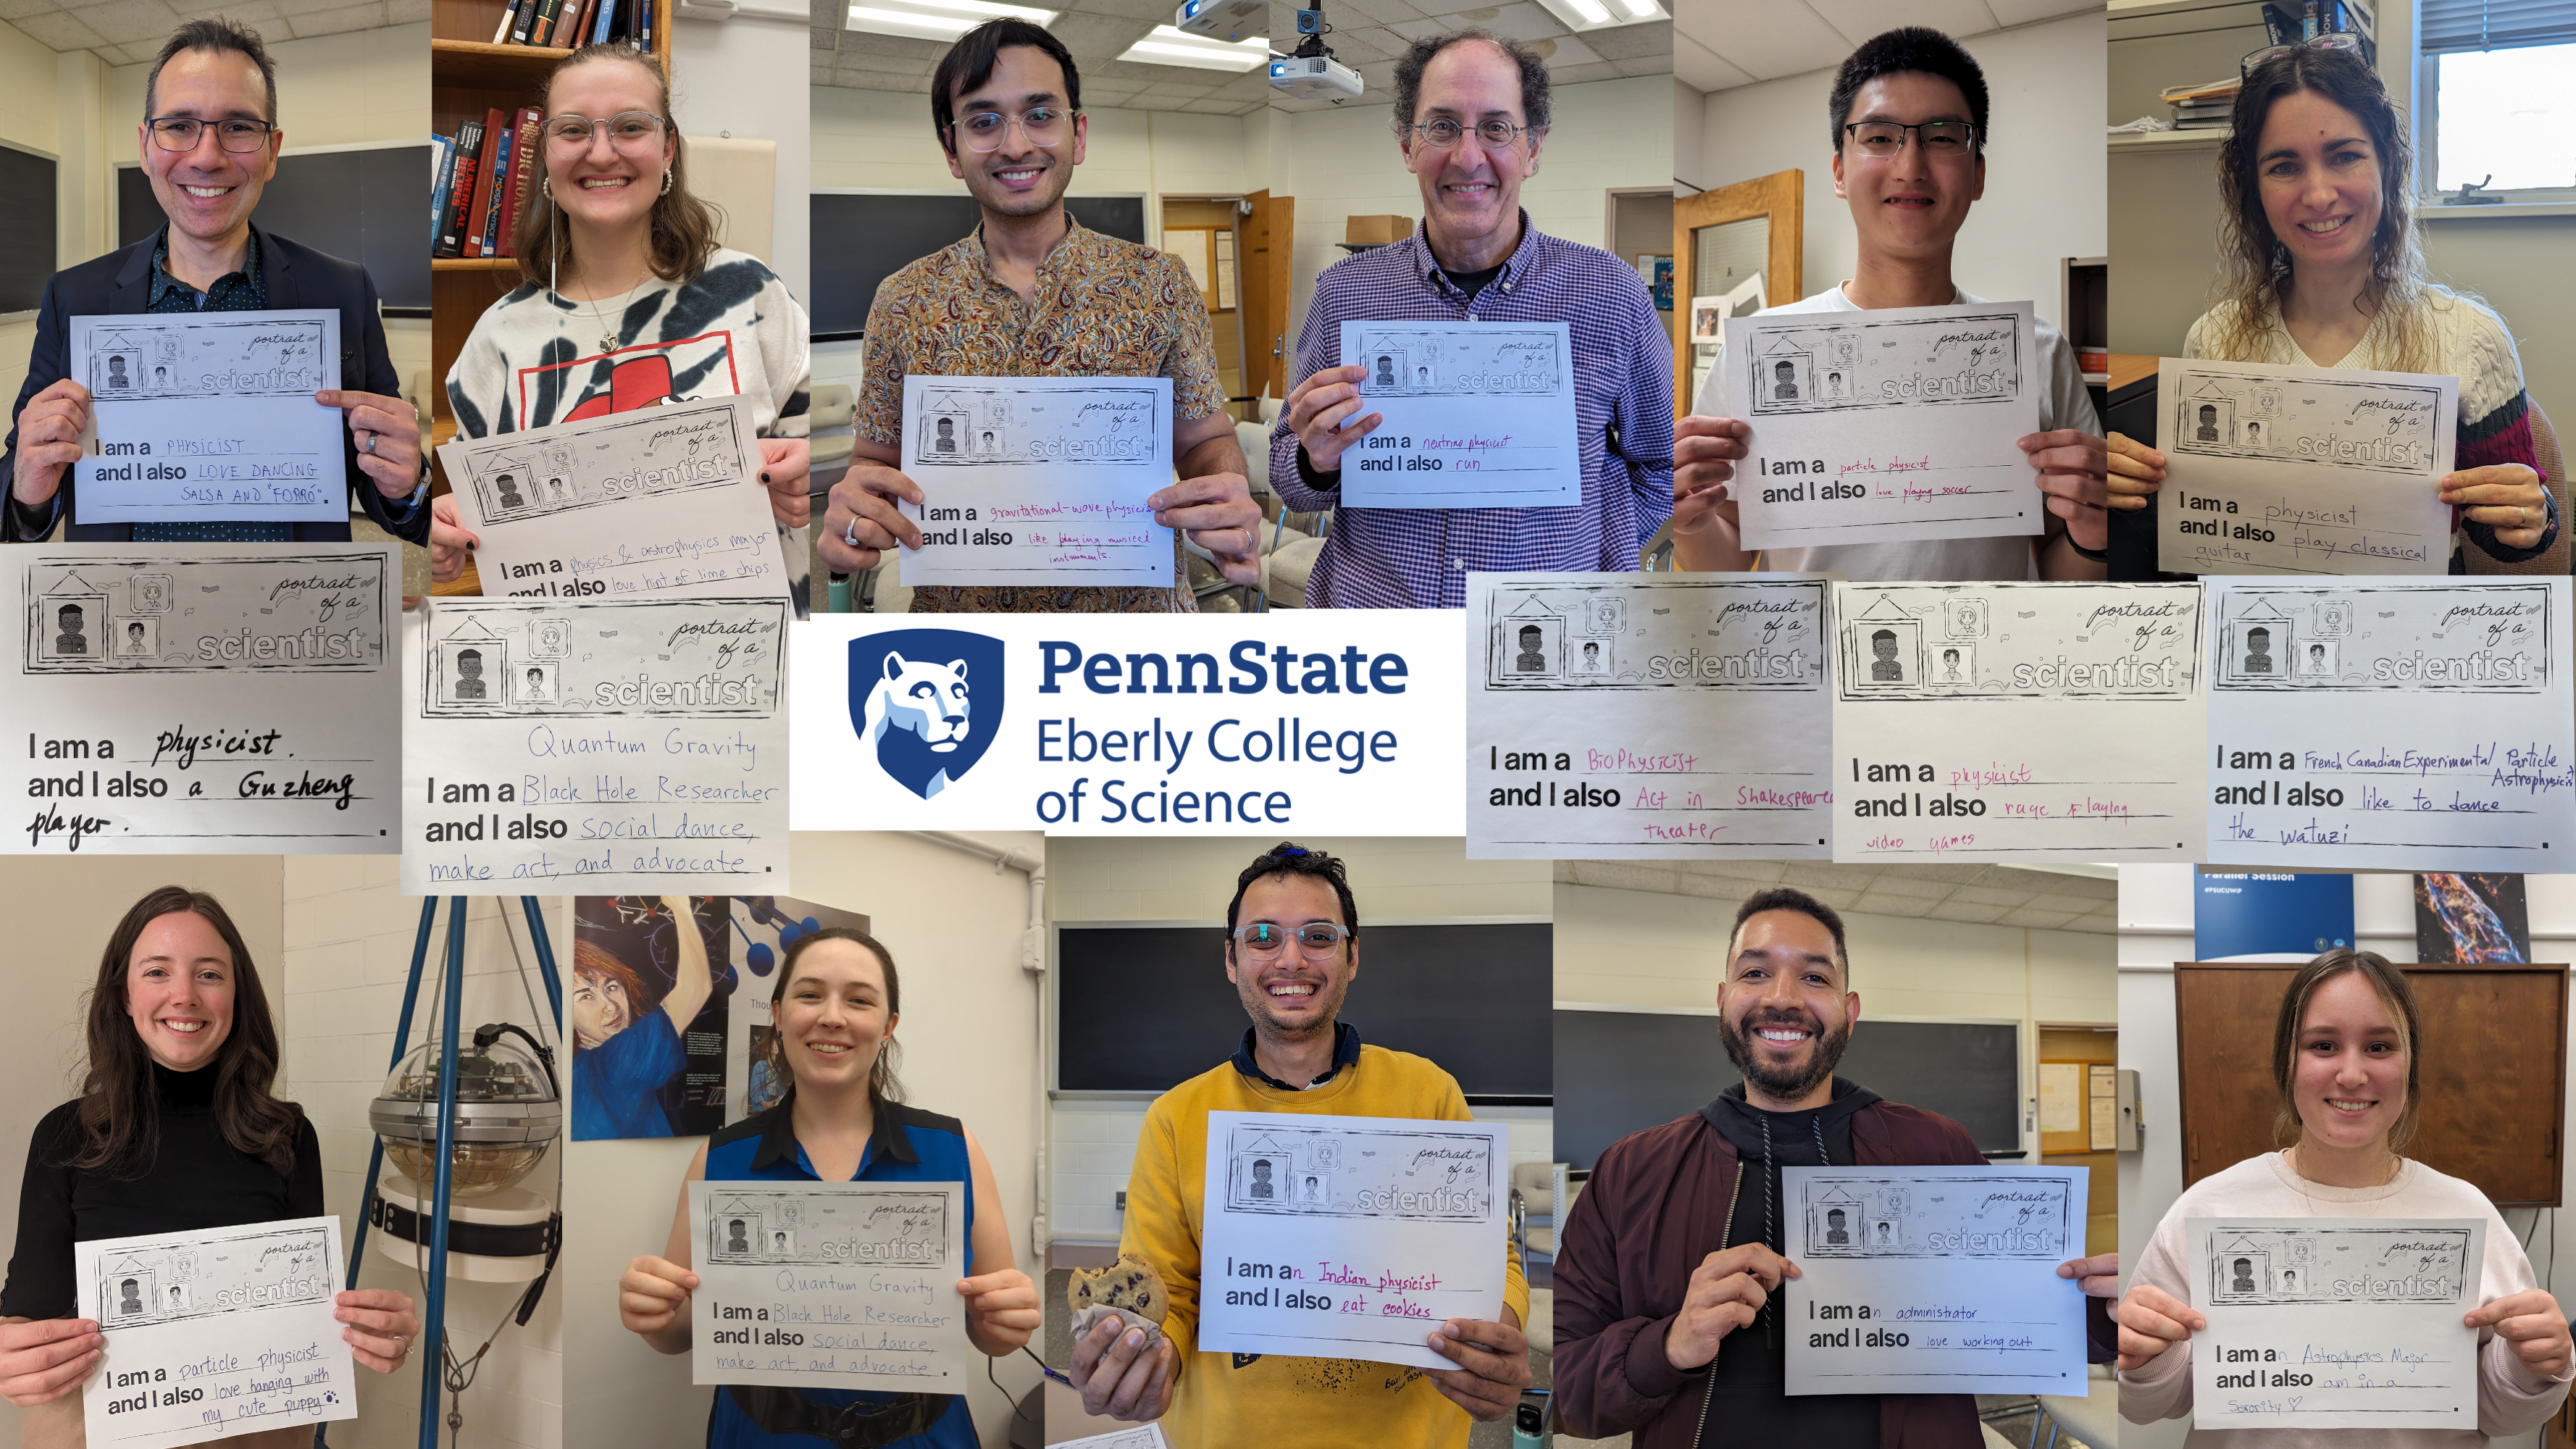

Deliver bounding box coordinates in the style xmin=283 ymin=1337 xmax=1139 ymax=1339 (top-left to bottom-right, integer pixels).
xmin=945 ymin=43 xmax=1087 ymax=221
xmin=2291 ymin=969 xmax=2409 ymax=1157
xmin=1716 ymin=909 xmax=1857 ymax=1108
xmin=1226 ymin=873 xmax=1358 ymax=1044
xmin=124 ymin=910 xmax=236 ymax=1072
xmin=543 ymin=55 xmax=675 ymax=249
xmin=774 ymin=938 xmax=897 ymax=1095
xmin=139 ymin=47 xmax=279 ymax=253
xmin=1402 ymin=41 xmax=1541 ymax=260
xmin=570 ymin=964 xmax=632 ymax=1048
xmin=1831 ymin=72 xmax=1984 ymax=268
xmin=2252 ymin=88 xmax=2384 ymax=283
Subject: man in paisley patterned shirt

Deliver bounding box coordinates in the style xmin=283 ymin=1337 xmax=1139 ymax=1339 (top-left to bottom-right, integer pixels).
xmin=818 ymin=19 xmax=1263 ymax=612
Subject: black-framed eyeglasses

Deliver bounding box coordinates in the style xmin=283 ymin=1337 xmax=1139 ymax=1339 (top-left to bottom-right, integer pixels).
xmin=948 ymin=107 xmax=1076 ymax=152
xmin=146 ymin=116 xmax=275 ymax=154
xmin=1841 ymin=120 xmax=1977 ymax=158
xmin=1230 ymin=922 xmax=1352 ymax=959
xmin=1410 ymin=117 xmax=1532 ymax=150
xmin=2241 ymin=32 xmax=2364 ymax=80
xmin=543 ymin=111 xmax=669 ymax=154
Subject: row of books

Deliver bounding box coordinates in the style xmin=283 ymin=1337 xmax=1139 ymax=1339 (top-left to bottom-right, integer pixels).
xmin=490 ymin=0 xmax=651 ymax=50
xmin=430 ymin=107 xmax=541 ymax=259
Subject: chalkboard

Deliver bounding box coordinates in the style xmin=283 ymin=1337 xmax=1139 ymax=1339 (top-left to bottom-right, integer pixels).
xmin=811 ymin=192 xmax=1148 ymax=339
xmin=0 ymin=141 xmax=57 ymax=316
xmin=1055 ymin=922 xmax=1550 ymax=1101
xmin=1553 ymin=1010 xmax=2020 ymax=1169
xmin=118 ymin=144 xmax=431 ymax=312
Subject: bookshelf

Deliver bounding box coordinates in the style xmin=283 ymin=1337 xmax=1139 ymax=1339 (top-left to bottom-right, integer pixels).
xmin=429 ymin=0 xmax=672 ymax=593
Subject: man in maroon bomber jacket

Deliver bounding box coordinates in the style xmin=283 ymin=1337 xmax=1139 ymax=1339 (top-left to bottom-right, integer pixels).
xmin=1552 ymin=886 xmax=2118 ymax=1448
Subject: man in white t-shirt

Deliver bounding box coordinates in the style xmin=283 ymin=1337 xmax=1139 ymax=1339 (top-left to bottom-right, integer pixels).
xmin=1672 ymin=26 xmax=2110 ymax=581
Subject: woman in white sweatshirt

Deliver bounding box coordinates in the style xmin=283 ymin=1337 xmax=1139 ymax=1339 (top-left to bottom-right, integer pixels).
xmin=2117 ymin=948 xmax=2572 ymax=1443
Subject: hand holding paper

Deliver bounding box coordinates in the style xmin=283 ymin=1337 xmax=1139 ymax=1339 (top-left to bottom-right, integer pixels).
xmin=68 ymin=310 xmax=347 ymax=526
xmin=896 ymin=375 xmax=1176 ymax=589
xmin=687 ymin=1181 xmax=974 ymax=1390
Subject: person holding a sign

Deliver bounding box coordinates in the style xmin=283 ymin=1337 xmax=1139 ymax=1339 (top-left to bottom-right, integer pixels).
xmin=1550 ymin=888 xmax=2117 ymax=1446
xmin=2117 ymin=949 xmax=2572 ymax=1436
xmin=1268 ymin=30 xmax=1677 ymax=607
xmin=614 ymin=927 xmax=1039 ymax=1447
xmin=0 ymin=887 xmax=421 ymax=1445
xmin=1068 ymin=843 xmax=1532 ymax=1447
xmin=1668 ymin=28 xmax=2112 ymax=582
xmin=0 ymin=18 xmax=430 ymax=546
xmin=2099 ymin=45 xmax=2556 ymax=572
xmin=816 ymin=19 xmax=1262 ymax=610
xmin=431 ymin=42 xmax=814 ymax=612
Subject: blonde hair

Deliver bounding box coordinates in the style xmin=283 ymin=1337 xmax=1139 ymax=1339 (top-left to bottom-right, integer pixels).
xmin=512 ymin=43 xmax=722 ymax=288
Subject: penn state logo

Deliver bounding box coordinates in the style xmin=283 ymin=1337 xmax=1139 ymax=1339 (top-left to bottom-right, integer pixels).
xmin=849 ymin=630 xmax=1004 ymax=800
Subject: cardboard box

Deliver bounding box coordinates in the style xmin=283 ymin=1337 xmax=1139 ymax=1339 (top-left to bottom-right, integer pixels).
xmin=1345 ymin=214 xmax=1413 ymax=245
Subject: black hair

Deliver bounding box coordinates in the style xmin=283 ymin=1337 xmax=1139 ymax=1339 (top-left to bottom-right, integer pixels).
xmin=147 ymin=17 xmax=280 ymax=126
xmin=1728 ymin=885 xmax=1849 ymax=977
xmin=932 ymin=19 xmax=1082 ymax=158
xmin=1224 ymin=842 xmax=1359 ymax=942
xmin=1828 ymin=26 xmax=1988 ymax=156
xmin=1390 ymin=29 xmax=1551 ymax=141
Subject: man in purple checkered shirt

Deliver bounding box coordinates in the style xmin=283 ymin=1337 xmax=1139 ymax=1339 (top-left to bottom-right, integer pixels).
xmin=1270 ymin=31 xmax=1702 ymax=609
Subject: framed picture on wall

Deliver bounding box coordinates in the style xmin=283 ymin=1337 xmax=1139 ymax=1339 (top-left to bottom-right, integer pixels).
xmin=1634 ymin=254 xmax=1673 ymax=312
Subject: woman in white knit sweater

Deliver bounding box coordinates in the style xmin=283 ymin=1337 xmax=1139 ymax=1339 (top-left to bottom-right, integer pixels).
xmin=2118 ymin=949 xmax=2572 ymax=1443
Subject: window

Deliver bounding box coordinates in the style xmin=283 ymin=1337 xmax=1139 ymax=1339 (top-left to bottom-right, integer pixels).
xmin=2420 ymin=0 xmax=2576 ymax=199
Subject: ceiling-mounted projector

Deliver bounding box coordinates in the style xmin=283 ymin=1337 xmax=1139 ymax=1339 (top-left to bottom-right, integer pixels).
xmin=1270 ymin=53 xmax=1361 ymax=100
xmin=1175 ymin=0 xmax=1263 ymax=41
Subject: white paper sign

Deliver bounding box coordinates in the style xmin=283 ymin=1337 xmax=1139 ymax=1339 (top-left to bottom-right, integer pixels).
xmin=1465 ymin=573 xmax=1831 ymax=858
xmin=689 ymin=1180 xmax=972 ymax=1390
xmin=1197 ymin=1111 xmax=1508 ymax=1370
xmin=401 ymin=595 xmax=789 ymax=892
xmin=2187 ymin=1217 xmax=2483 ymax=1430
xmin=1337 ymin=320 xmax=1580 ymax=508
xmin=1831 ymin=581 xmax=2207 ymax=861
xmin=1723 ymin=301 xmax=2043 ymax=550
xmin=1783 ymin=1166 xmax=2088 ymax=1396
xmin=2157 ymin=358 xmax=2458 ymax=577
xmin=70 ymin=310 xmax=346 ymax=525
xmin=4 ymin=546 xmax=398 ymax=853
xmin=2204 ymin=577 xmax=2576 ymax=868
xmin=76 ymin=1216 xmax=356 ymax=1449
xmin=897 ymin=375 xmax=1176 ymax=588
xmin=436 ymin=395 xmax=786 ymax=600
xmin=1054 ymin=1427 xmax=1173 ymax=1449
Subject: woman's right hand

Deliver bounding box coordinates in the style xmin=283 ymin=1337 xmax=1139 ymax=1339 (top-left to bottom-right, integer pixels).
xmin=618 ymin=1256 xmax=698 ymax=1338
xmin=428 ymin=493 xmax=477 ymax=583
xmin=0 ymin=1317 xmax=104 ymax=1406
xmin=2106 ymin=433 xmax=2166 ymax=510
xmin=2114 ymin=1281 xmax=2202 ymax=1371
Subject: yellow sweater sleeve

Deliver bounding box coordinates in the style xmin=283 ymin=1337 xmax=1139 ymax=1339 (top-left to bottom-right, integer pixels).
xmin=1120 ymin=1087 xmax=1205 ymax=1385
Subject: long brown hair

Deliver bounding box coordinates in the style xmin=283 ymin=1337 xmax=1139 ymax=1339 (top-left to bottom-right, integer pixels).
xmin=2270 ymin=948 xmax=2425 ymax=1156
xmin=763 ymin=929 xmax=906 ymax=1120
xmin=511 ymin=43 xmax=723 ymax=288
xmin=74 ymin=888 xmax=301 ymax=1179
xmin=2207 ymin=45 xmax=2436 ymax=373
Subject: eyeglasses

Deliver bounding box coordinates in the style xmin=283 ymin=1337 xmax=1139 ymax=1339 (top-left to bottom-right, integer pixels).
xmin=147 ymin=117 xmax=275 ymax=154
xmin=2242 ymin=33 xmax=2364 ymax=79
xmin=1230 ymin=922 xmax=1352 ymax=959
xmin=543 ymin=112 xmax=668 ymax=154
xmin=1841 ymin=121 xmax=1977 ymax=158
xmin=949 ymin=107 xmax=1075 ymax=152
xmin=1410 ymin=117 xmax=1532 ymax=151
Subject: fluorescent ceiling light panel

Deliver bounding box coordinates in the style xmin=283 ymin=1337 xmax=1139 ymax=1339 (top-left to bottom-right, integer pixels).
xmin=1117 ymin=24 xmax=1268 ymax=70
xmin=1531 ymin=0 xmax=1663 ymax=28
xmin=848 ymin=0 xmax=1056 ymax=41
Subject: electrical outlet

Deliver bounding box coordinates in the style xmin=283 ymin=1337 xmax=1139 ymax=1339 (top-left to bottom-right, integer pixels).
xmin=1116 ymin=1191 xmax=1126 ymax=1212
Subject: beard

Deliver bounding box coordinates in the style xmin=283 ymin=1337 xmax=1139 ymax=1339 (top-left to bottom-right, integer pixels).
xmin=1719 ymin=1009 xmax=1852 ymax=1103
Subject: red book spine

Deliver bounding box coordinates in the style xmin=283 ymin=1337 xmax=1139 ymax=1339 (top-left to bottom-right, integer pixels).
xmin=495 ymin=106 xmax=543 ymax=259
xmin=460 ymin=108 xmax=506 ymax=258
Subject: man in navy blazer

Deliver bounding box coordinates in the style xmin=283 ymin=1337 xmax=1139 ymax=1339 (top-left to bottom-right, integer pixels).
xmin=0 ymin=17 xmax=428 ymax=545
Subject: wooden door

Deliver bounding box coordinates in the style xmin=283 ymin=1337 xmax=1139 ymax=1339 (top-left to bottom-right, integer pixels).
xmin=1673 ymin=170 xmax=1800 ymax=419
xmin=1240 ymin=189 xmax=1292 ymax=403
xmin=2174 ymin=961 xmax=2568 ymax=1206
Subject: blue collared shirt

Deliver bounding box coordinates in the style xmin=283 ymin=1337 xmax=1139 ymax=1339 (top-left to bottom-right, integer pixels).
xmin=1268 ymin=213 xmax=1675 ymax=607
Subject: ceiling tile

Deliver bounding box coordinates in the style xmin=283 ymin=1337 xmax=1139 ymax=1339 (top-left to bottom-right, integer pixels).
xmin=1578 ymin=17 xmax=1665 ymax=59
xmin=9 ymin=9 xmax=106 ymax=48
xmin=1564 ymin=860 xmax=1681 ymax=893
xmin=1673 ymin=29 xmax=1754 ymax=91
xmin=1676 ymin=0 xmax=1846 ymax=83
xmin=1852 ymin=873 xmax=1951 ymax=900
xmin=1805 ymin=0 xmax=2000 ymax=49
xmin=0 ymin=0 xmax=62 ymax=20
xmin=1926 ymin=899 xmax=2011 ymax=924
xmin=1996 ymin=906 xmax=2082 ymax=929
xmin=1608 ymin=53 xmax=1665 ymax=75
xmin=1985 ymin=0 xmax=2098 ymax=25
xmin=1949 ymin=885 xmax=2038 ymax=907
xmin=81 ymin=0 xmax=184 ymax=44
xmin=1045 ymin=10 xmax=1153 ymax=56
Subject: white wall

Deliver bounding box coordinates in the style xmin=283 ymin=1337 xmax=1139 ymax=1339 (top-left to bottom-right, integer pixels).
xmin=1686 ymin=10 xmax=2108 ymax=332
xmin=280 ymin=867 xmax=563 ymax=1449
xmin=672 ymin=15 xmax=808 ymax=304
xmin=1274 ymin=74 xmax=1672 ymax=345
xmin=2116 ymin=865 xmax=2576 ymax=1449
xmin=1555 ymin=878 xmax=2116 ymax=1161
xmin=1045 ymin=837 xmax=1552 ymax=1246
xmin=0 ymin=861 xmax=286 ymax=1449
xmin=562 ymin=831 xmax=1045 ymax=1449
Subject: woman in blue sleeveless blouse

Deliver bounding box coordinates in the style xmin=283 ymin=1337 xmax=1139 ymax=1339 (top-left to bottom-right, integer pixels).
xmin=615 ymin=928 xmax=1040 ymax=1448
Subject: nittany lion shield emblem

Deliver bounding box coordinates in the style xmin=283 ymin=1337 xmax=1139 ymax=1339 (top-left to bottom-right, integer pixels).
xmin=849 ymin=630 xmax=1005 ymax=799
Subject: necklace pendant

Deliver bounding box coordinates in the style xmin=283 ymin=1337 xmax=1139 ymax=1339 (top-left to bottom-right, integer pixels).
xmin=599 ymin=333 xmax=618 ymax=354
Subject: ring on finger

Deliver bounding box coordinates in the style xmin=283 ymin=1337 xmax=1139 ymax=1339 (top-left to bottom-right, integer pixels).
xmin=845 ymin=516 xmax=859 ymax=548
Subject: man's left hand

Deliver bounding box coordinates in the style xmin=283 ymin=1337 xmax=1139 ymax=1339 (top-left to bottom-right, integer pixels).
xmin=2020 ymin=429 xmax=2111 ymax=555
xmin=758 ymin=438 xmax=811 ymax=530
xmin=1152 ymin=472 xmax=1261 ymax=588
xmin=1424 ymin=1314 xmax=1530 ymax=1422
xmin=319 ymin=390 xmax=424 ymax=501
xmin=2058 ymin=1253 xmax=2120 ymax=1298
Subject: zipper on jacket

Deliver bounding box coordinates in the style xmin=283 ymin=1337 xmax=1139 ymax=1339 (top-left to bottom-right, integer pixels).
xmin=1690 ymin=1158 xmax=1744 ymax=1449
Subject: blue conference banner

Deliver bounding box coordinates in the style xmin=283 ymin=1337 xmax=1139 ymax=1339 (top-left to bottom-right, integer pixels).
xmin=2193 ymin=867 xmax=2354 ymax=960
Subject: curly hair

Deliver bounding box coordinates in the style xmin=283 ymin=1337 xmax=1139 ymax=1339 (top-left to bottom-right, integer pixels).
xmin=1389 ymin=30 xmax=1551 ymax=141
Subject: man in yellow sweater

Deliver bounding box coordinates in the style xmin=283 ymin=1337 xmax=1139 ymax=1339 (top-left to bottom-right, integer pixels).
xmin=1068 ymin=842 xmax=1533 ymax=1447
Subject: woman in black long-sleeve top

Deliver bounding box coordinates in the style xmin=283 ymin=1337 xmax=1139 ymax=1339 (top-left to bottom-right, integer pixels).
xmin=0 ymin=886 xmax=422 ymax=1448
